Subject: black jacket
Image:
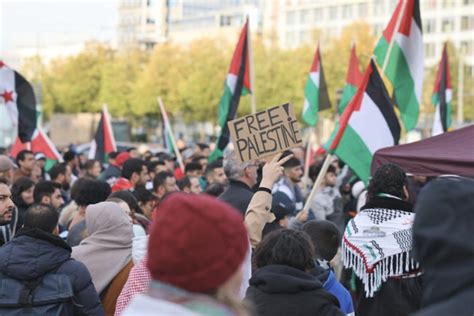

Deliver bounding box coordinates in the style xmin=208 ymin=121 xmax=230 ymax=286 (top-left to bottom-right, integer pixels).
xmin=355 ymin=196 xmax=422 ymax=316
xmin=0 ymin=228 xmax=104 ymax=316
xmin=413 ymin=177 xmax=474 ymax=316
xmin=245 ymin=264 xmax=344 ymax=316
xmin=218 ymin=179 xmax=254 ymax=216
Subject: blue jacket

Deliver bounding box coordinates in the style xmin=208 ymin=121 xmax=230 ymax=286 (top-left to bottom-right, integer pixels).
xmin=311 ymin=264 xmax=354 ymax=316
xmin=0 ymin=228 xmax=104 ymax=316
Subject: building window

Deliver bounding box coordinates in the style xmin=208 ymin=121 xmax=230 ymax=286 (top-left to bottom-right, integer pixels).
xmin=287 ymin=11 xmax=296 ymax=25
xmin=424 ymin=19 xmax=437 ymax=33
xmin=442 ymin=0 xmax=456 ymax=8
xmin=329 ymin=6 xmax=338 ymax=20
xmin=301 ymin=9 xmax=309 ymax=24
xmin=424 ymin=0 xmax=437 ymax=10
xmin=425 ymin=43 xmax=435 ymax=58
xmin=461 ymin=41 xmax=473 ymax=54
xmin=461 ymin=15 xmax=474 ymax=30
xmin=442 ymin=18 xmax=455 ymax=32
xmin=357 ymin=3 xmax=368 ymax=18
xmin=342 ymin=5 xmax=352 ymax=19
xmin=220 ymin=15 xmax=231 ymax=26
xmin=464 ymin=0 xmax=474 ymax=5
xmin=146 ymin=17 xmax=155 ymax=25
xmin=299 ymin=30 xmax=309 ymax=43
xmin=373 ymin=23 xmax=384 ymax=36
xmin=374 ymin=2 xmax=384 ymax=15
xmin=313 ymin=8 xmax=323 ymax=21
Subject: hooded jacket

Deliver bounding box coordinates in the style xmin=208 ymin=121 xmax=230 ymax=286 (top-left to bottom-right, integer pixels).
xmin=413 ymin=177 xmax=474 ymax=316
xmin=245 ymin=264 xmax=344 ymax=316
xmin=0 ymin=227 xmax=104 ymax=315
xmin=311 ymin=264 xmax=354 ymax=315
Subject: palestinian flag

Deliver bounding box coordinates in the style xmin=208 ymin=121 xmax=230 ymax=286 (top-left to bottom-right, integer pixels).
xmin=158 ymin=99 xmax=175 ymax=154
xmin=326 ymin=60 xmax=401 ymax=184
xmin=10 ymin=128 xmax=63 ymax=162
xmin=374 ymin=0 xmax=423 ymax=131
xmin=338 ymin=44 xmax=363 ymax=114
xmin=302 ymin=45 xmax=331 ymax=126
xmin=0 ymin=60 xmax=37 ymax=142
xmin=89 ymin=106 xmax=116 ymax=163
xmin=209 ymin=18 xmax=251 ymax=162
xmin=432 ymin=44 xmax=452 ymax=136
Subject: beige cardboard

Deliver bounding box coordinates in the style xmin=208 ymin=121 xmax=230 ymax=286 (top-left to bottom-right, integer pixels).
xmin=228 ymin=103 xmax=303 ymax=162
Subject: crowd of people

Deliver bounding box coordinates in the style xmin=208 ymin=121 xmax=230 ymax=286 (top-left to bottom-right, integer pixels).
xmin=0 ymin=142 xmax=472 ymax=316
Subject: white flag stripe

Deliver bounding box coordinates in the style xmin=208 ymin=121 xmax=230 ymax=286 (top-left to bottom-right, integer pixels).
xmin=395 ymin=18 xmax=424 ymax=104
xmin=349 ymin=92 xmax=395 ymax=154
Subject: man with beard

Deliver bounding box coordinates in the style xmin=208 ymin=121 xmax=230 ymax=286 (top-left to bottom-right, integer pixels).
xmin=33 ymin=181 xmax=65 ymax=212
xmin=0 ymin=177 xmax=16 ymax=246
xmin=272 ymin=151 xmax=306 ymax=217
xmin=49 ymin=163 xmax=73 ymax=204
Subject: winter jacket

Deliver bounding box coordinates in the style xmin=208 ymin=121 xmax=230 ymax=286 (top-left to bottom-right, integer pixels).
xmin=413 ymin=177 xmax=474 ymax=316
xmin=311 ymin=186 xmax=345 ymax=233
xmin=99 ymin=164 xmax=122 ymax=185
xmin=311 ymin=264 xmax=354 ymax=316
xmin=245 ymin=264 xmax=344 ymax=316
xmin=244 ymin=189 xmax=275 ymax=247
xmin=218 ymin=179 xmax=254 ymax=216
xmin=0 ymin=227 xmax=104 ymax=315
xmin=354 ymin=196 xmax=422 ymax=316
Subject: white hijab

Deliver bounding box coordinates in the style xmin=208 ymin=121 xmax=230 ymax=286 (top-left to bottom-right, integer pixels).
xmin=72 ymin=201 xmax=133 ymax=293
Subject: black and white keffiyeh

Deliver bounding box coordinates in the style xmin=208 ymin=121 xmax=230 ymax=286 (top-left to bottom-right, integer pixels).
xmin=343 ymin=207 xmax=419 ymax=297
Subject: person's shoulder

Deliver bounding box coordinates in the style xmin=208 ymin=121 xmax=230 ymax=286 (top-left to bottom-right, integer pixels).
xmin=58 ymin=258 xmax=91 ymax=279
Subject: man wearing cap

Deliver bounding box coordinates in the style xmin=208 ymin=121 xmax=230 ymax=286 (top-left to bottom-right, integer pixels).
xmin=35 ymin=152 xmax=48 ymax=181
xmin=272 ymin=150 xmax=306 ymax=216
xmin=99 ymin=151 xmax=127 ymax=185
xmin=0 ymin=155 xmax=15 ymax=185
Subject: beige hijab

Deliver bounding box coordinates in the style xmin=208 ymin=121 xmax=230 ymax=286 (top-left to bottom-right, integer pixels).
xmin=72 ymin=201 xmax=133 ymax=294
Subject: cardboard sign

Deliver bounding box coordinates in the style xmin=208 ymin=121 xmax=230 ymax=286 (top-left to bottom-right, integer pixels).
xmin=228 ymin=103 xmax=303 ymax=162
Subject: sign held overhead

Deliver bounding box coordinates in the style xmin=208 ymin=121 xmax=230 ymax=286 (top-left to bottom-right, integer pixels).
xmin=228 ymin=103 xmax=303 ymax=162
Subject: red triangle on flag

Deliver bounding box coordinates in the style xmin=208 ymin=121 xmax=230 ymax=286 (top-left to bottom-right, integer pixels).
xmin=10 ymin=128 xmax=63 ymax=161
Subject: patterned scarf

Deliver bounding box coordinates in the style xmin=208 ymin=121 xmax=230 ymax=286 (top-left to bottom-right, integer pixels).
xmin=343 ymin=206 xmax=419 ymax=297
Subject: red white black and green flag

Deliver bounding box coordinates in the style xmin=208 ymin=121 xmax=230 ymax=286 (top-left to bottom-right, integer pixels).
xmin=302 ymin=45 xmax=331 ymax=126
xmin=89 ymin=105 xmax=117 ymax=163
xmin=10 ymin=128 xmax=62 ymax=162
xmin=338 ymin=44 xmax=363 ymax=114
xmin=326 ymin=60 xmax=401 ymax=184
xmin=209 ymin=18 xmax=252 ymax=161
xmin=0 ymin=60 xmax=37 ymax=142
xmin=374 ymin=0 xmax=423 ymax=131
xmin=432 ymin=44 xmax=452 ymax=136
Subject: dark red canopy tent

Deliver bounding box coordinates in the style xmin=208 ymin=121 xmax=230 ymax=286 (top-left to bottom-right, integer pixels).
xmin=371 ymin=125 xmax=474 ymax=177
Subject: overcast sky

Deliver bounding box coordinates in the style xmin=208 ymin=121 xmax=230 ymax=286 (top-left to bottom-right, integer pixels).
xmin=1 ymin=0 xmax=118 ymax=67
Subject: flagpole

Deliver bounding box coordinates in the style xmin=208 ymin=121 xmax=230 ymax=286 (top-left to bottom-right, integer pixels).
xmin=302 ymin=153 xmax=333 ymax=213
xmin=457 ymin=53 xmax=464 ymax=126
xmin=157 ymin=97 xmax=185 ymax=173
xmin=303 ymin=127 xmax=313 ymax=183
xmin=382 ymin=0 xmax=407 ymax=73
xmin=247 ymin=16 xmax=257 ymax=114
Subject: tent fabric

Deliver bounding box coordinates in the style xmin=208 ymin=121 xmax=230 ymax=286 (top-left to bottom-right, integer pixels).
xmin=371 ymin=125 xmax=474 ymax=177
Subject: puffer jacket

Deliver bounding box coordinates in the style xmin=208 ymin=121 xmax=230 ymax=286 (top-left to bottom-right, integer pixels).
xmin=0 ymin=227 xmax=104 ymax=315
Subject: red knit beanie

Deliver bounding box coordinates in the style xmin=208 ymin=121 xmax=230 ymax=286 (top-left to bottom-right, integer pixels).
xmin=147 ymin=193 xmax=249 ymax=293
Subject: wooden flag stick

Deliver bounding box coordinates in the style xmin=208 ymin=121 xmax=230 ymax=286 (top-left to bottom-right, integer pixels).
xmin=303 ymin=127 xmax=314 ymax=182
xmin=302 ymin=153 xmax=333 ymax=213
xmin=157 ymin=97 xmax=185 ymax=173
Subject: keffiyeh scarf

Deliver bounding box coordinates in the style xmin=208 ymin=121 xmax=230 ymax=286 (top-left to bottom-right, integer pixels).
xmin=343 ymin=207 xmax=419 ymax=297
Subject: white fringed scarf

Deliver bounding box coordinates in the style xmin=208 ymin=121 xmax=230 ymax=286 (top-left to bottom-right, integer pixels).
xmin=342 ymin=207 xmax=419 ymax=297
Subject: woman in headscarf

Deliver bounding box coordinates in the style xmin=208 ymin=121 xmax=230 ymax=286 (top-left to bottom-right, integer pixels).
xmin=72 ymin=201 xmax=133 ymax=316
